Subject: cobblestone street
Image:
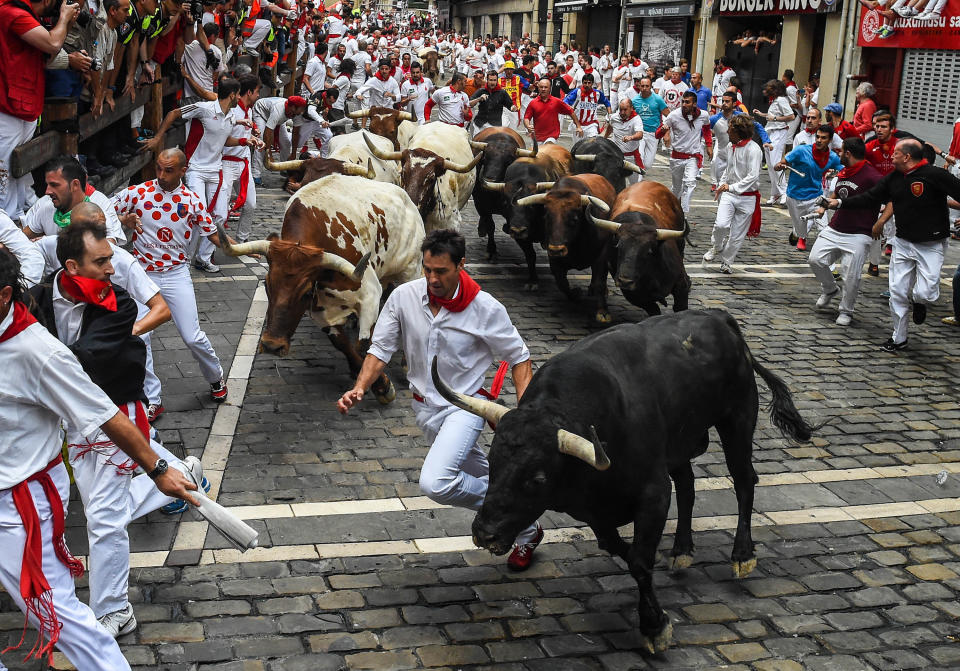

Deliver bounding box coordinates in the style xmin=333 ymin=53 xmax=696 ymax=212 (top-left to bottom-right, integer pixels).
xmin=4 ymin=143 xmax=960 ymax=671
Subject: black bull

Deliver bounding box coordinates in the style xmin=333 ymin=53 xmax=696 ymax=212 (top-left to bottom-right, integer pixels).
xmin=432 ymin=309 xmax=817 ymax=654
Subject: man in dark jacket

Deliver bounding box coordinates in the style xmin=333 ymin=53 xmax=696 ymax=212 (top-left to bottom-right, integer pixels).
xmin=469 ymin=70 xmax=518 ymax=132
xmin=824 ymin=139 xmax=960 ymax=351
xmin=27 ymin=205 xmax=207 ymax=639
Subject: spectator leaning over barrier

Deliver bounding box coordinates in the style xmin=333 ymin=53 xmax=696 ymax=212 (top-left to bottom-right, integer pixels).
xmin=0 ymin=0 xmax=80 ymax=219
xmin=90 ymin=0 xmax=130 ymax=117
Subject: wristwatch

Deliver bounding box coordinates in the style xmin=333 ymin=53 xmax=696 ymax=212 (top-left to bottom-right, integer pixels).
xmin=147 ymin=458 xmax=168 ymax=480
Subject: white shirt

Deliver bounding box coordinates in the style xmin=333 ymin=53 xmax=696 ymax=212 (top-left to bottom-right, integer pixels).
xmin=0 ymin=308 xmax=117 ymax=489
xmin=463 ymin=46 xmax=484 ymax=70
xmin=253 ymin=96 xmax=307 ymax=130
xmin=112 ymin=179 xmax=213 ymax=272
xmin=0 ymin=211 xmax=44 ymax=287
xmin=659 ymin=80 xmax=689 ymax=111
xmin=355 ymin=74 xmax=401 ymax=108
xmin=662 ymin=108 xmax=710 ymax=155
xmin=343 ymin=36 xmax=359 ymax=57
xmin=22 ymin=191 xmax=125 ymax=243
xmin=301 ymin=55 xmax=327 ymax=97
xmin=765 ymin=96 xmax=794 ymax=131
xmin=609 ymin=113 xmax=645 ymax=153
xmin=401 ymin=77 xmax=432 ymax=122
xmin=712 ymin=68 xmax=735 ymax=101
xmin=367 ymin=277 xmax=529 ymax=409
xmin=721 ymin=140 xmax=762 ymax=195
xmin=429 ymin=86 xmax=469 ymax=125
xmin=36 ymin=237 xmax=160 ymax=307
xmin=793 ymin=128 xmax=842 ymax=152
xmin=331 ymin=75 xmax=351 ymax=111
xmin=224 ymin=102 xmax=253 ymax=159
xmin=613 ymin=65 xmax=632 ymax=95
xmin=181 ymin=100 xmax=235 ymax=175
xmin=182 ymin=41 xmax=224 ymax=99
xmin=51 ymin=271 xmax=87 ymax=347
xmin=351 ymin=51 xmax=371 ymax=86
xmin=395 ymin=35 xmax=410 ymax=55
xmin=486 ymin=52 xmax=504 ymax=71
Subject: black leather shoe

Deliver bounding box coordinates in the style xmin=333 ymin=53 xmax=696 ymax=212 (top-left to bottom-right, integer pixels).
xmin=912 ymin=302 xmax=927 ymax=325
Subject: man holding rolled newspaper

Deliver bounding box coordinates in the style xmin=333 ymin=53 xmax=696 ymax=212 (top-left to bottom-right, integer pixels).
xmin=774 ymin=124 xmax=842 ymax=252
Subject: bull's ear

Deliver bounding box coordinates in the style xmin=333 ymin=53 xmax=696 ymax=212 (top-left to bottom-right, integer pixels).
xmin=267 ymin=232 xmax=280 ymax=241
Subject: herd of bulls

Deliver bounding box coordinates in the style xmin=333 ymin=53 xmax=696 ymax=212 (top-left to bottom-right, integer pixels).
xmin=215 ymin=109 xmax=819 ymax=655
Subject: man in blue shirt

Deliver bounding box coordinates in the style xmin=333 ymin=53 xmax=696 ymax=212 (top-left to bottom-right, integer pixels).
xmin=688 ymin=72 xmax=712 ymax=111
xmin=776 ymin=125 xmax=842 ymax=251
xmin=630 ymin=76 xmax=668 ymax=174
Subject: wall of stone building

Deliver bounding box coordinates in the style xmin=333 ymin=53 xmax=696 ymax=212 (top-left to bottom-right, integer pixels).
xmin=452 ymin=0 xmax=539 ymax=39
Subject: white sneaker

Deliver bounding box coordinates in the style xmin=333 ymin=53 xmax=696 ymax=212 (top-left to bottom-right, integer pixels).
xmin=98 ymin=604 xmax=137 ymax=638
xmin=193 ymin=258 xmax=220 ymax=273
xmin=719 ymin=263 xmax=733 ymax=274
xmin=836 ymin=313 xmax=852 ymax=326
xmin=816 ymin=289 xmax=839 ymax=309
xmin=703 ymin=248 xmax=717 ymax=262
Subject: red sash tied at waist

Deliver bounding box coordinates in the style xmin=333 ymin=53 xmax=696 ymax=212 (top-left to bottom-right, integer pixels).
xmin=221 ymin=154 xmax=252 ymax=211
xmin=413 ymin=360 xmax=510 ymax=430
xmin=623 ymin=149 xmax=645 ymax=171
xmin=671 ymin=150 xmax=703 ymax=169
xmin=742 ymin=190 xmax=763 ymax=237
xmin=2 ymin=455 xmax=85 ymax=665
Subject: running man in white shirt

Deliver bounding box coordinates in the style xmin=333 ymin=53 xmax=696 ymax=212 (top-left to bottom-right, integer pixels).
xmin=223 ymin=74 xmax=265 ymax=244
xmin=399 ymin=61 xmax=433 ymax=123
xmin=0 ymin=245 xmax=196 ymax=670
xmin=250 ymin=95 xmax=309 ymax=182
xmin=603 ymin=99 xmax=646 ymax=183
xmin=354 ymin=58 xmax=402 ymax=109
xmin=113 ymin=149 xmax=237 ymax=403
xmin=0 ymin=209 xmax=43 ymax=287
xmin=656 ymin=91 xmax=713 ymax=215
xmin=704 ymin=115 xmax=764 ymax=273
xmin=338 ymin=230 xmax=544 ymax=571
xmin=754 ymin=79 xmax=796 ymax=205
xmin=424 ymin=72 xmax=472 ymax=126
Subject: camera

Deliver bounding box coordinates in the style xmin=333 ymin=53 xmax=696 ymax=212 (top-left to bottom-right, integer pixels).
xmin=190 ymin=0 xmax=203 ymax=20
xmin=90 ymin=56 xmax=102 ymax=71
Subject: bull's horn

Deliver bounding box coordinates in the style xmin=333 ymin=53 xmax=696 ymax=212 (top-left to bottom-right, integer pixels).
xmin=656 ymin=229 xmax=685 ymax=240
xmin=482 ymin=180 xmax=506 ymax=192
xmin=586 ymin=207 xmax=621 ymax=233
xmin=327 ymin=117 xmax=354 ymax=128
xmin=216 ymin=222 xmax=271 ymax=257
xmin=469 ymin=140 xmax=489 ymax=151
xmin=574 ymin=153 xmax=598 ymax=162
xmin=443 ymin=151 xmax=484 ymax=173
xmin=515 ymin=147 xmax=536 ymax=158
xmin=622 ymin=160 xmax=645 ymax=175
xmin=534 ymin=181 xmax=555 ymax=192
xmin=347 ymin=109 xmax=371 ymax=119
xmin=580 ymin=195 xmax=610 ymax=213
xmin=265 ymin=153 xmax=305 ymax=172
xmin=516 ymin=193 xmax=548 ymax=207
xmin=319 ymin=250 xmax=372 ymax=281
xmin=398 ymin=111 xmax=415 ymax=121
xmin=431 ymin=356 xmax=510 ymax=426
xmin=362 ymin=133 xmax=403 ymax=161
xmin=557 ymin=426 xmax=611 ymax=471
xmin=342 ymin=160 xmax=375 ymax=179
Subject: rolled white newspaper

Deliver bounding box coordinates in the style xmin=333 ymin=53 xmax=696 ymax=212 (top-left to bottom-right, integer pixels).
xmin=192 ymin=494 xmax=260 ymax=552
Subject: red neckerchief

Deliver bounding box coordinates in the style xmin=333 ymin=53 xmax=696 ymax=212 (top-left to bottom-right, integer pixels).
xmin=811 ymin=145 xmax=831 ymax=169
xmin=0 ymin=302 xmax=38 ymax=342
xmin=410 ymin=75 xmax=422 ymax=84
xmin=485 ymin=83 xmax=501 ymax=92
xmin=428 ymin=270 xmax=480 ymax=312
xmin=580 ymin=85 xmax=594 ymax=97
xmin=682 ymin=107 xmax=701 ymax=128
xmin=583 ymin=67 xmax=593 ymax=74
xmin=904 ymin=159 xmax=929 ymax=174
xmin=401 ymin=64 xmax=410 ymax=74
xmin=58 ymin=272 xmax=118 ymax=312
xmin=374 ymin=70 xmax=391 ymax=82
xmin=720 ymin=66 xmax=732 ymax=74
xmin=619 ymin=109 xmax=637 ymax=121
xmin=732 ymin=137 xmax=752 ymax=150
xmin=786 ymin=80 xmax=796 ymax=88
xmin=837 ymin=159 xmax=866 ymax=178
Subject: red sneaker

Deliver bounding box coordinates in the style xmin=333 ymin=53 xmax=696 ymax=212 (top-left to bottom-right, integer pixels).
xmin=147 ymin=403 xmax=165 ymax=423
xmin=796 ymin=238 xmax=807 ymax=251
xmin=884 ymin=244 xmax=892 ymax=256
xmin=506 ymin=523 xmax=544 ymax=572
xmin=210 ymin=378 xmax=228 ymax=404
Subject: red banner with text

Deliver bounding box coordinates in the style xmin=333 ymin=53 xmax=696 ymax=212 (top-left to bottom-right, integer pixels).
xmin=858 ymin=0 xmax=960 ymax=49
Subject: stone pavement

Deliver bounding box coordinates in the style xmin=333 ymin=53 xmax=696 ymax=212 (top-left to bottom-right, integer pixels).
xmin=3 ymin=136 xmax=960 ymax=670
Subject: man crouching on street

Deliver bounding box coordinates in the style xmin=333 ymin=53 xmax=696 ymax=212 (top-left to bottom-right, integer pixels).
xmin=337 ymin=229 xmax=544 ymax=570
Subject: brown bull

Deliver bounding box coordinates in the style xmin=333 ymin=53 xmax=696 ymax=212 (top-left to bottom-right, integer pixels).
xmin=265 ymin=153 xmax=374 ymax=192
xmin=588 ymin=181 xmax=690 ymax=316
xmin=516 ymin=174 xmax=617 ymax=322
xmin=348 ymin=106 xmax=415 ymax=149
xmin=511 ymin=143 xmax=571 ymax=181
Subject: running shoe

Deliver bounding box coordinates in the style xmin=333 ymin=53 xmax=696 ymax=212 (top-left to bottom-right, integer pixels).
xmin=211 ymin=378 xmax=228 ymax=403
xmin=98 ymin=604 xmax=137 ymax=638
xmin=506 ymin=523 xmax=543 ymax=572
xmin=880 ymin=338 xmax=907 ymax=352
xmin=147 ymin=403 xmax=165 ymax=423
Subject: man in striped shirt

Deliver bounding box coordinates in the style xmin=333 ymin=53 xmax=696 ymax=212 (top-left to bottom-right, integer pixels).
xmin=563 ymin=73 xmax=611 ymax=138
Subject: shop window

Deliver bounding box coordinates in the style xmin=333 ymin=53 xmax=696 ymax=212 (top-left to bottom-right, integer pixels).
xmin=897 ymin=49 xmax=960 ymax=150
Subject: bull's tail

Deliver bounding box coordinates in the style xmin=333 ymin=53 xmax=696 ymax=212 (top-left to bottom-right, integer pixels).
xmin=750 ymin=355 xmax=818 ymax=443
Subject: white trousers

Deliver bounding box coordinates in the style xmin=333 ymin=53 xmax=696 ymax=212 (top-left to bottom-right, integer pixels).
xmin=149 ymin=264 xmax=223 ymax=383
xmin=712 ymin=144 xmax=728 ymax=187
xmin=580 ymin=123 xmax=600 ymax=139
xmin=68 ymin=423 xmax=186 ymax=617
xmin=0 ymin=463 xmax=131 ymax=671
xmin=185 ymin=170 xmax=224 ymax=264
xmin=602 ymin=73 xmax=613 ymax=98
xmin=297 ymin=121 xmax=333 ymax=158
xmin=221 ymin=157 xmax=257 ymax=242
xmin=786 ymin=195 xmax=821 ymax=239
xmin=415 ymin=403 xmax=539 ymax=546
xmin=764 ymin=128 xmax=790 ymax=200
xmin=137 ymin=302 xmax=162 ymax=405
xmin=669 ymin=156 xmax=698 ymax=214
xmin=868 ymin=216 xmax=896 ymax=265
xmin=809 ymin=227 xmax=872 ymax=316
xmin=711 ymin=191 xmax=756 ymax=265
xmin=888 ymin=236 xmax=946 ymax=343
xmin=252 ymin=118 xmax=292 ymax=179
xmin=243 ymin=19 xmax=272 ymax=50
xmin=0 ymin=112 xmax=37 ymax=217
xmin=639 ymin=134 xmax=659 ymax=178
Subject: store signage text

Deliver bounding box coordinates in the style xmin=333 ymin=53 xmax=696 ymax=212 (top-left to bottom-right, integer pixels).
xmin=717 ymin=0 xmax=838 ymax=14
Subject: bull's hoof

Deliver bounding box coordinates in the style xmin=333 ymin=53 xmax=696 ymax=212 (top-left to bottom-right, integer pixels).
xmin=374 ymin=380 xmax=396 ymax=405
xmin=595 ymin=310 xmax=612 ymax=324
xmin=639 ymin=618 xmax=673 ymax=655
xmin=523 ymin=282 xmax=538 ymax=292
xmin=732 ymin=556 xmax=757 ymax=579
xmin=667 ymin=553 xmax=693 ymax=571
